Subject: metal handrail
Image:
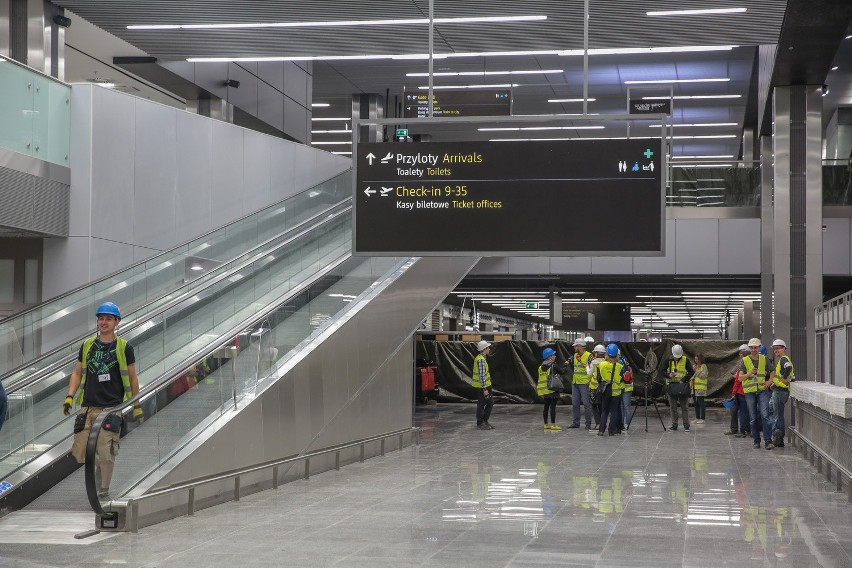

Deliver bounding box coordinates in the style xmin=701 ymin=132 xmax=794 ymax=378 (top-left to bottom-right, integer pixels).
xmin=788 ymin=423 xmax=852 ymax=501
xmin=1 ymin=199 xmax=351 ymax=388
xmin=0 ymin=170 xmax=351 ymax=325
xmin=119 ymin=426 xmax=419 ymax=532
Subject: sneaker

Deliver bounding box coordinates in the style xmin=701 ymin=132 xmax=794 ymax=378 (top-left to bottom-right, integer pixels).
xmin=754 ymin=441 xmax=761 ymax=449
xmin=608 ymin=432 xmax=616 ymax=436
xmin=568 ymin=424 xmax=580 ymax=429
xmin=696 ymin=419 xmax=705 ymax=424
xmin=670 ymin=424 xmax=678 ymax=431
xmin=485 ymin=422 xmax=495 ymax=430
xmin=97 ymin=488 xmax=111 ymax=500
xmin=765 ymin=443 xmax=774 ymax=450
xmin=735 ymin=433 xmax=745 ymax=438
xmin=477 ymin=424 xmax=490 ymax=430
xmin=684 ymin=426 xmax=690 ymax=431
xmin=724 ymin=430 xmax=736 ymax=435
xmin=597 ymin=431 xmax=605 ymax=436
xmin=550 ymin=424 xmax=562 ymax=431
xmin=544 ymin=424 xmax=552 ymax=430
xmin=777 ymin=442 xmax=785 ymax=448
xmin=772 ymin=430 xmax=783 ymax=447
xmin=589 ymin=428 xmax=599 ymax=434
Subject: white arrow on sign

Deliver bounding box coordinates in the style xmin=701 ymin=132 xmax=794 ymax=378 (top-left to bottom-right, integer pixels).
xmin=380 ymin=187 xmax=393 ymax=196
xmin=364 ymin=186 xmax=376 ymax=196
xmin=365 ymin=152 xmax=376 ymax=165
xmin=380 ymin=152 xmax=393 ymax=163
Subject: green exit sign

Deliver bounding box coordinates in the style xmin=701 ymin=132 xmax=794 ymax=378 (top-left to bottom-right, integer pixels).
xmin=525 ymin=302 xmax=539 ymax=309
xmin=395 ymin=128 xmax=409 ymax=137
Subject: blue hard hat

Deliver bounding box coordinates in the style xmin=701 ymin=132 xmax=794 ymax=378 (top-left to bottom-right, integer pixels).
xmin=96 ymin=301 xmax=121 ymax=320
xmin=606 ymin=343 xmax=619 ymax=357
xmin=542 ymin=347 xmax=556 ymax=360
xmin=759 ymin=345 xmax=767 ymax=355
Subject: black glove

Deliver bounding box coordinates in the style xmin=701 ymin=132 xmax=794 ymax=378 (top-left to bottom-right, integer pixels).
xmin=63 ymin=396 xmax=73 ymax=416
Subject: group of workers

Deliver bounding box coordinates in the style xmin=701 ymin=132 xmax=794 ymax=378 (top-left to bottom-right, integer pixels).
xmin=471 ymin=336 xmax=795 ymax=448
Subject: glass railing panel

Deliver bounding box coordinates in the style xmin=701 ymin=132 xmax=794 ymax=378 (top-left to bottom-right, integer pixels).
xmin=97 ymin=252 xmax=408 ymax=506
xmin=666 ymin=163 xmax=761 ymax=207
xmin=0 ymin=170 xmax=352 ymax=380
xmin=823 ymin=164 xmax=851 ymax=205
xmin=0 ymin=56 xmax=70 ymax=165
xmin=0 ymin=206 xmax=351 ymax=478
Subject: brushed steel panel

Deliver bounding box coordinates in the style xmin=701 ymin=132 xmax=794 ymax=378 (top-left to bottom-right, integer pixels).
xmin=226 ymin=63 xmax=258 ymax=116
xmin=258 ymin=61 xmax=284 ymax=92
xmin=773 ymin=86 xmax=792 ymax=345
xmin=675 ymin=219 xmax=719 ymax=274
xmin=257 ymin=81 xmax=284 ymax=133
xmin=822 ymin=218 xmax=850 ymax=275
xmin=282 ymin=63 xmax=309 ymax=107
xmin=718 ymin=219 xmax=761 ymax=274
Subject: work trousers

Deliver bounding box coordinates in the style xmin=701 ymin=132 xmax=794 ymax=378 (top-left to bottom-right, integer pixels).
xmin=770 ymin=388 xmax=790 ymax=441
xmin=599 ymin=390 xmax=622 ymax=435
xmin=745 ymin=390 xmax=774 ymax=444
xmin=542 ymin=396 xmax=558 ymax=424
xmin=668 ymin=394 xmax=690 ymax=429
xmin=571 ymin=383 xmax=593 ymax=428
xmin=476 ymin=388 xmax=494 ymax=425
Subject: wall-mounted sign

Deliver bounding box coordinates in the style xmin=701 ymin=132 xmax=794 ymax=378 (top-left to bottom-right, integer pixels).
xmin=354 ymin=138 xmax=664 ymax=256
xmin=629 ymin=100 xmax=671 ymax=115
xmin=403 ymin=89 xmax=511 ymax=118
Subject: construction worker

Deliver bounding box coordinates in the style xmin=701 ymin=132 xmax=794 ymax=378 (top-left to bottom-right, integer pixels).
xmin=596 ymin=344 xmax=625 ymax=436
xmin=537 ymin=347 xmax=568 ymax=430
xmin=769 ymin=339 xmax=795 ymax=448
xmin=586 ymin=344 xmax=606 ymax=431
xmin=666 ymin=344 xmax=693 ymax=431
xmin=569 ymin=338 xmax=594 ymax=430
xmin=472 ymin=340 xmax=494 ymax=430
xmin=63 ymin=302 xmax=140 ymax=498
xmin=739 ymin=337 xmax=775 ymax=449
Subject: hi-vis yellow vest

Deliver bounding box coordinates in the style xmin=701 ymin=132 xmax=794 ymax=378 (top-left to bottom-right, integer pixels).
xmin=537 ymin=365 xmax=554 ymax=396
xmin=773 ymin=355 xmax=795 ymax=389
xmin=692 ymin=364 xmax=708 ymax=391
xmin=572 ymin=351 xmax=592 ymax=385
xmin=597 ymin=361 xmax=624 ymax=396
xmin=741 ymin=355 xmax=768 ymax=393
xmin=471 ymin=354 xmax=491 ymax=388
xmin=667 ymin=356 xmax=688 ymax=383
xmin=76 ymin=336 xmax=131 ymax=405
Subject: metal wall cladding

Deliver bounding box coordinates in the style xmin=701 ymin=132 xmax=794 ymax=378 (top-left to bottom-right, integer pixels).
xmin=796 ymin=401 xmax=852 ymax=476
xmin=0 ymin=164 xmax=69 ymax=237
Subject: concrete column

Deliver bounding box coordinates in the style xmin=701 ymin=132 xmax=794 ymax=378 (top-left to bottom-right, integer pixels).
xmin=772 ymin=85 xmax=823 ymax=379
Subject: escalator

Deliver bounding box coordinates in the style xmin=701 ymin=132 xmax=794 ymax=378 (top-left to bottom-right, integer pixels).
xmin=0 ymin=171 xmax=351 ymax=513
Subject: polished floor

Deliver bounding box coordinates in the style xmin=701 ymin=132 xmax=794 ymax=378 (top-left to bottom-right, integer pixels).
xmin=1 ymin=403 xmax=851 ymax=567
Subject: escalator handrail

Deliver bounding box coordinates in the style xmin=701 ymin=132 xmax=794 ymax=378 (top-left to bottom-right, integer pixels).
xmin=0 ymin=169 xmax=352 ymax=325
xmin=1 ymin=200 xmax=352 ymax=390
xmin=84 ymin=250 xmax=356 ymax=515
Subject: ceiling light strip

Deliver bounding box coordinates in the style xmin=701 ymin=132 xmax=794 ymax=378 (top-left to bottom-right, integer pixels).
xmin=130 ymin=15 xmax=548 ymax=31
xmin=407 ymin=69 xmax=563 ymax=77
xmin=643 ymin=95 xmax=742 ymax=100
xmin=647 ymin=8 xmax=747 ymax=17
xmin=625 ymin=78 xmax=730 ymax=84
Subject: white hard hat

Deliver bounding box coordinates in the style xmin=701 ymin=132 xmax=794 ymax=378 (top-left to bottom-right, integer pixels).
xmin=584 ymin=336 xmax=595 ymax=343
xmin=593 ymin=344 xmax=606 ymax=354
xmin=772 ymin=339 xmax=787 ymax=348
xmin=572 ymin=338 xmax=586 ymax=347
xmin=671 ymin=345 xmax=683 ymax=358
xmin=738 ymin=344 xmax=749 ymax=352
xmin=476 ymin=340 xmax=491 ymax=352
xmin=747 ymin=337 xmax=761 ymax=348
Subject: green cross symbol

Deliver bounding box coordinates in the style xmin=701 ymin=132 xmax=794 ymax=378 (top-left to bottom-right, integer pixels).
xmin=644 ymin=148 xmax=654 ymax=159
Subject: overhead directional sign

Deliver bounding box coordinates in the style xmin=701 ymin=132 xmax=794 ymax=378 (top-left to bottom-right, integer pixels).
xmin=354 ymin=138 xmax=664 ymax=256
xmin=403 ymin=89 xmax=511 ymax=118
xmin=629 ymin=100 xmax=671 ymax=115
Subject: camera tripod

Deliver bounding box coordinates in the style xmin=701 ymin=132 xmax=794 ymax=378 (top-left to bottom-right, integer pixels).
xmin=626 ymin=370 xmax=667 ymax=433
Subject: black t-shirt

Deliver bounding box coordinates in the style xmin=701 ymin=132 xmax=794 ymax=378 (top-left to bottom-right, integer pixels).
xmin=77 ymin=339 xmax=135 ymax=407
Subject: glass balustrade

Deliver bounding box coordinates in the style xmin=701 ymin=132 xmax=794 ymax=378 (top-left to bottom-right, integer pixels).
xmin=0 ymin=170 xmax=351 ymax=381
xmin=0 ymin=200 xmax=352 ymax=480
xmin=666 ymin=162 xmax=761 ymax=207
xmin=0 ymin=56 xmax=70 ymax=166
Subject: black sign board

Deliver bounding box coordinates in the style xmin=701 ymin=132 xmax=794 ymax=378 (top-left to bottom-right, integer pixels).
xmin=562 ymin=303 xmax=631 ymax=331
xmin=629 ymin=99 xmax=671 ymax=115
xmin=403 ymin=89 xmax=511 ymax=118
xmin=354 ymin=138 xmax=664 ymax=256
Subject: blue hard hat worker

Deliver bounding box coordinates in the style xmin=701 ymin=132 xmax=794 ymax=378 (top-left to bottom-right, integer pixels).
xmin=542 ymin=347 xmax=556 ymax=360
xmin=606 ymin=343 xmax=619 ymax=358
xmin=95 ymin=301 xmax=122 ymax=320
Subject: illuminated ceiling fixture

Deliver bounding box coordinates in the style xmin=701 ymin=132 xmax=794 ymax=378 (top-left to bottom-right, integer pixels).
xmin=646 ymin=8 xmax=747 ymax=16
xmin=417 ymin=84 xmax=517 ymax=89
xmin=407 ymin=69 xmax=563 ymax=77
xmin=671 ymin=155 xmax=735 ymax=159
xmin=311 ymin=141 xmax=352 ymax=145
xmin=648 ymin=122 xmax=737 ymax=127
xmin=187 ymin=45 xmax=738 ymax=63
xmin=643 ymin=95 xmax=741 ymax=100
xmin=311 ymin=129 xmax=352 ymax=134
xmin=311 ymin=117 xmax=349 ymax=121
xmin=311 ymin=103 xmax=330 ymax=107
xmin=671 ymin=135 xmax=737 ymax=139
xmin=624 ymin=78 xmax=730 ymax=84
xmin=130 ymin=14 xmax=547 ymax=30
xmin=671 ymin=163 xmax=734 ymax=168
xmin=479 ymin=125 xmax=605 ymax=131
xmin=548 ymin=98 xmax=597 ymax=102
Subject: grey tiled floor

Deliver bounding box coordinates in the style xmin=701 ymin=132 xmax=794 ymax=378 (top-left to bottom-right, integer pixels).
xmin=2 ymin=403 xmax=851 ymax=567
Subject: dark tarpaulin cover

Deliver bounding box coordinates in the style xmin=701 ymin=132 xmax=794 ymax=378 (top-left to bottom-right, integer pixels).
xmin=416 ymin=339 xmax=746 ymax=405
